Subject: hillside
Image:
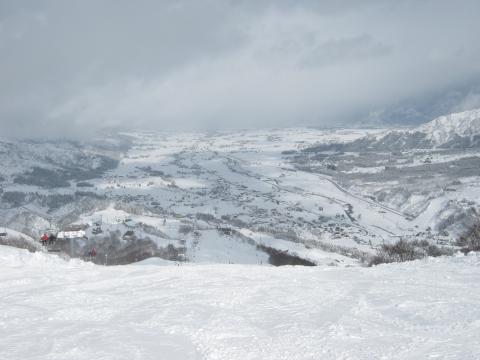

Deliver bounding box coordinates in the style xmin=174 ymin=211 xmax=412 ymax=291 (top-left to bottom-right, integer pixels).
xmin=308 ymin=108 xmax=480 ymax=152
xmin=417 ymin=108 xmax=480 ymax=146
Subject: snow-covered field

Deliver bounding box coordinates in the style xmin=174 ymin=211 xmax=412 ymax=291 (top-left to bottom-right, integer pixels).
xmin=1 ymin=245 xmax=479 ymax=360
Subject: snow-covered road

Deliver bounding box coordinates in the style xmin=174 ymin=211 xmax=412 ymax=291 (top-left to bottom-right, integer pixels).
xmin=1 ymin=246 xmax=479 ymax=359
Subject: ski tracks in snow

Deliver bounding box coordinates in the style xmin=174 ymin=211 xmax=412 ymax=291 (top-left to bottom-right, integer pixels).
xmin=1 ymin=247 xmax=479 ymax=359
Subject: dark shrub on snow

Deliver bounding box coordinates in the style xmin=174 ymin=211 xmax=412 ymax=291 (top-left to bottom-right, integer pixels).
xmin=369 ymin=239 xmax=453 ymax=266
xmin=457 ymin=223 xmax=480 ymax=253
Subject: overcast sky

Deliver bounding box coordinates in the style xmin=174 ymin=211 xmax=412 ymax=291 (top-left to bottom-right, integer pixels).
xmin=1 ymin=0 xmax=480 ymax=138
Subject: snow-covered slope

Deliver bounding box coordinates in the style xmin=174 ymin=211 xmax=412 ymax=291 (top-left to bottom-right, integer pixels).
xmin=0 ymin=139 xmax=119 ymax=181
xmin=417 ymin=108 xmax=480 ymax=146
xmin=0 ymin=245 xmax=479 ymax=360
xmin=0 ymin=227 xmax=41 ymax=251
xmin=311 ymin=108 xmax=480 ymax=152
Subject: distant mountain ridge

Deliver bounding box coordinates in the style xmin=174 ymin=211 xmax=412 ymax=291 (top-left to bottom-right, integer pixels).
xmin=0 ymin=139 xmax=120 ymax=190
xmin=306 ymin=108 xmax=480 ymax=152
xmin=416 ymin=108 xmax=480 ymax=146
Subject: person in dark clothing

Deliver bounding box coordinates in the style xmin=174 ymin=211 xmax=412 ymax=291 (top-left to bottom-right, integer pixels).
xmin=48 ymin=234 xmax=56 ymax=245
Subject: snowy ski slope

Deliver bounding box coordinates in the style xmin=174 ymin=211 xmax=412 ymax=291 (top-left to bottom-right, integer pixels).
xmin=1 ymin=245 xmax=479 ymax=360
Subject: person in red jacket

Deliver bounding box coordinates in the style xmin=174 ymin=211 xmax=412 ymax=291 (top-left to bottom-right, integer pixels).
xmin=89 ymin=248 xmax=97 ymax=257
xmin=40 ymin=233 xmax=48 ymax=246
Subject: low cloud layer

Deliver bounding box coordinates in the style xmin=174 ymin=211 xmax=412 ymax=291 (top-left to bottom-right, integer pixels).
xmin=1 ymin=0 xmax=480 ymax=138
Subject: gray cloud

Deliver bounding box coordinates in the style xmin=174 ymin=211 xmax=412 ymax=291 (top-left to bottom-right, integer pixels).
xmin=299 ymin=34 xmax=391 ymax=68
xmin=1 ymin=0 xmax=480 ymax=138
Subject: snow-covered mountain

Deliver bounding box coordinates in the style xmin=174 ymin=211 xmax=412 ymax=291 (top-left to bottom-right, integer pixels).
xmin=0 ymin=138 xmax=120 ymax=186
xmin=417 ymin=108 xmax=480 ymax=147
xmin=308 ymin=108 xmax=480 ymax=152
xmin=1 ymin=244 xmax=479 ymax=359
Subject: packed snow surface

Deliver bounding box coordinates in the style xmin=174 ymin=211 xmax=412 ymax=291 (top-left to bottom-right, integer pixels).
xmin=1 ymin=245 xmax=479 ymax=360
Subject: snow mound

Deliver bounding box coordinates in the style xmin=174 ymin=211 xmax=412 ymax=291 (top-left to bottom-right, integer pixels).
xmin=0 ymin=228 xmax=43 ymax=251
xmin=0 ymin=245 xmax=85 ymax=267
xmin=132 ymin=256 xmax=180 ymax=266
xmin=416 ymin=108 xmax=480 ymax=145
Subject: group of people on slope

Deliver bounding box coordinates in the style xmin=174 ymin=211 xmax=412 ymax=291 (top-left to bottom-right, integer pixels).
xmin=40 ymin=233 xmax=56 ymax=246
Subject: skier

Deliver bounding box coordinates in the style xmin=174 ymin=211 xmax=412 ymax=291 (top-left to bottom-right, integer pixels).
xmin=48 ymin=233 xmax=56 ymax=245
xmin=89 ymin=248 xmax=97 ymax=257
xmin=40 ymin=233 xmax=49 ymax=246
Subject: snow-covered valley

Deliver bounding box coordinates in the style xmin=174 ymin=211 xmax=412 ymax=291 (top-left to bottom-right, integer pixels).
xmin=1 ymin=109 xmax=480 ymax=265
xmin=1 ymin=245 xmax=479 ymax=360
